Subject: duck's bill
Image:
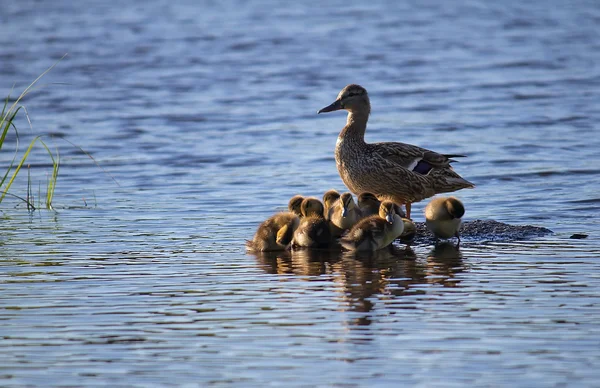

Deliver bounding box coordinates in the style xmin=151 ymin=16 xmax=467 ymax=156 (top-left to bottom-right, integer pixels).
xmin=317 ymin=100 xmax=342 ymax=114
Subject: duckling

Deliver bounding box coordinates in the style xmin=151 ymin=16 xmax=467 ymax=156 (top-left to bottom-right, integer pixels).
xmin=357 ymin=192 xmax=380 ymax=217
xmin=399 ymin=217 xmax=417 ymax=243
xmin=424 ymin=196 xmax=465 ymax=245
xmin=318 ymin=84 xmax=474 ymax=219
xmin=292 ymin=197 xmax=332 ymax=248
xmin=322 ymin=189 xmax=340 ymax=220
xmin=247 ymin=212 xmax=300 ymax=252
xmin=357 ymin=192 xmax=406 ymax=219
xmin=340 ymin=201 xmax=404 ymax=251
xmin=328 ymin=192 xmax=363 ymax=236
xmin=288 ymin=195 xmax=304 ymax=217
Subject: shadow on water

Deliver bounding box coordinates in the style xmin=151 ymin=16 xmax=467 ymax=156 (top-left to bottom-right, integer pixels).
xmin=250 ymin=242 xmax=466 ymax=327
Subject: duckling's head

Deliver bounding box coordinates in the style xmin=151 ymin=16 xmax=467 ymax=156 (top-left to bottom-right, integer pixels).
xmin=400 ymin=218 xmax=416 ymax=241
xmin=300 ymin=197 xmax=325 ymax=218
xmin=357 ymin=192 xmax=379 ymax=208
xmin=318 ymin=84 xmax=370 ymax=114
xmin=339 ymin=192 xmax=356 ymax=217
xmin=445 ymin=197 xmax=465 ymax=219
xmin=288 ymin=195 xmax=304 ymax=217
xmin=379 ymin=201 xmax=397 ymax=224
xmin=322 ymin=189 xmax=340 ymax=209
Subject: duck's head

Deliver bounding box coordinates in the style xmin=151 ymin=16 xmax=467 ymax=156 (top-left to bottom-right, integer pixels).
xmin=379 ymin=200 xmax=397 ymax=224
xmin=318 ymin=84 xmax=370 ymax=114
xmin=288 ymin=195 xmax=305 ymax=217
xmin=322 ymin=189 xmax=340 ymax=209
xmin=301 ymin=197 xmax=325 ymax=218
xmin=339 ymin=192 xmax=356 ymax=217
xmin=445 ymin=197 xmax=465 ymax=219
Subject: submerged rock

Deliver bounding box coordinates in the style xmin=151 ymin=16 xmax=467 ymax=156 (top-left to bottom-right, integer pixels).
xmin=569 ymin=233 xmax=588 ymax=239
xmin=411 ymin=219 xmax=553 ymax=244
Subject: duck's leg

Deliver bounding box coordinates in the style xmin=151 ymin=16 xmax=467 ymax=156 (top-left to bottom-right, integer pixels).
xmin=405 ymin=203 xmax=412 ymax=219
xmin=455 ymin=232 xmax=461 ymax=249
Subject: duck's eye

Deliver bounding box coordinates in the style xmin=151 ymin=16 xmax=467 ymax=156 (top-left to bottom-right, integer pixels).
xmin=346 ymin=90 xmax=362 ymax=98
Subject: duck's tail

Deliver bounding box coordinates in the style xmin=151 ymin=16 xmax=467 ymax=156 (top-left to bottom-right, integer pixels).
xmin=431 ymin=168 xmax=475 ymax=193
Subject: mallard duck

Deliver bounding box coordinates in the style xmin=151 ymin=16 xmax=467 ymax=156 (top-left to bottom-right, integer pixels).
xmin=328 ymin=192 xmax=362 ymax=236
xmin=292 ymin=197 xmax=332 ymax=248
xmin=424 ymin=196 xmax=465 ymax=245
xmin=340 ymin=200 xmax=404 ymax=251
xmin=322 ymin=189 xmax=340 ymax=220
xmin=357 ymin=192 xmax=406 ymax=219
xmin=247 ymin=212 xmax=300 ymax=252
xmin=318 ymin=84 xmax=474 ymax=219
xmin=288 ymin=195 xmax=305 ymax=217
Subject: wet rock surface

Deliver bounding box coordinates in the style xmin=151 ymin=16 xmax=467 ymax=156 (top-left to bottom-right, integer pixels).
xmin=409 ymin=219 xmax=553 ymax=244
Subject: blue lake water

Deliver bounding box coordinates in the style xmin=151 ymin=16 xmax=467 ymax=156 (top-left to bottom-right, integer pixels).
xmin=1 ymin=1 xmax=600 ymax=386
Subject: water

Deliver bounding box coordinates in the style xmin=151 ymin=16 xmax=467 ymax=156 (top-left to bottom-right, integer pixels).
xmin=1 ymin=0 xmax=600 ymax=386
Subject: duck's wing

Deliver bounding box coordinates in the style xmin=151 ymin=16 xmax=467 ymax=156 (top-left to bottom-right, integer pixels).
xmin=370 ymin=142 xmax=465 ymax=175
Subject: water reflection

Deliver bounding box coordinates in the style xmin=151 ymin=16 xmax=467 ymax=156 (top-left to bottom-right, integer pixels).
xmin=426 ymin=242 xmax=465 ymax=287
xmin=250 ymin=243 xmax=467 ymax=328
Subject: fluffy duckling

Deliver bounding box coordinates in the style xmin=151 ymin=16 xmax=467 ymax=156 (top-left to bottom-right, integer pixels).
xmin=322 ymin=189 xmax=341 ymax=220
xmin=357 ymin=192 xmax=380 ymax=217
xmin=292 ymin=197 xmax=332 ymax=248
xmin=399 ymin=217 xmax=417 ymax=243
xmin=247 ymin=212 xmax=300 ymax=252
xmin=340 ymin=201 xmax=404 ymax=251
xmin=358 ymin=192 xmax=406 ymax=218
xmin=288 ymin=195 xmax=304 ymax=217
xmin=328 ymin=192 xmax=363 ymax=236
xmin=424 ymin=196 xmax=465 ymax=244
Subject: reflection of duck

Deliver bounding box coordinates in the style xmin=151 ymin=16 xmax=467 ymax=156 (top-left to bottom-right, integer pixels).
xmin=247 ymin=212 xmax=300 ymax=252
xmin=252 ymin=250 xmax=293 ymax=274
xmin=292 ymin=198 xmax=332 ymax=248
xmin=340 ymin=201 xmax=404 ymax=251
xmin=424 ymin=196 xmax=465 ymax=245
xmin=318 ymin=84 xmax=473 ymax=219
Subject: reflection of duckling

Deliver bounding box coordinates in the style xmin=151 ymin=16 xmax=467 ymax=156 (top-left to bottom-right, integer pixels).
xmin=358 ymin=192 xmax=407 ymax=219
xmin=322 ymin=189 xmax=341 ymax=220
xmin=340 ymin=201 xmax=404 ymax=251
xmin=425 ymin=196 xmax=465 ymax=244
xmin=292 ymin=198 xmax=332 ymax=248
xmin=288 ymin=195 xmax=304 ymax=217
xmin=247 ymin=212 xmax=300 ymax=252
xmin=329 ymin=192 xmax=363 ymax=235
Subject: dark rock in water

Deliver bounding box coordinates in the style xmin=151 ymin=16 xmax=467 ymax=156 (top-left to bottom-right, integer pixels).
xmin=411 ymin=219 xmax=552 ymax=244
xmin=569 ymin=233 xmax=588 ymax=239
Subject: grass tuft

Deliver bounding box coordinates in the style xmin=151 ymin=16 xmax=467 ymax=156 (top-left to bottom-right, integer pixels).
xmin=1 ymin=55 xmax=67 ymax=209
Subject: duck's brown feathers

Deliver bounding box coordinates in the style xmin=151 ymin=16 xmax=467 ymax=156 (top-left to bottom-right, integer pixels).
xmin=323 ymin=84 xmax=474 ymax=207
